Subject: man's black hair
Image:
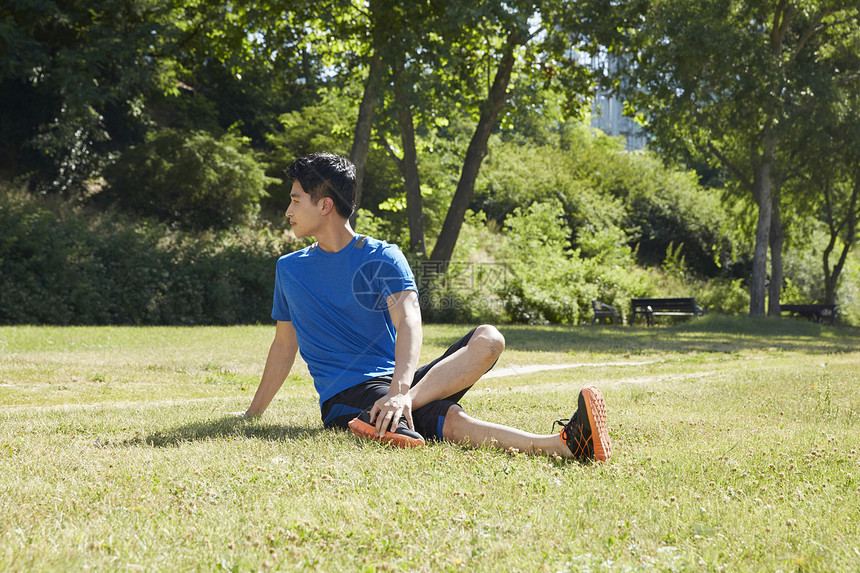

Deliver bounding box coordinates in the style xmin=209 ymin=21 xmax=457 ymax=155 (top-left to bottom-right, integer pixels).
xmin=286 ymin=152 xmax=356 ymax=218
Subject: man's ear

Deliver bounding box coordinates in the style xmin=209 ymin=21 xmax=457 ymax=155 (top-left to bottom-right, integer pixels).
xmin=319 ymin=197 xmax=335 ymax=215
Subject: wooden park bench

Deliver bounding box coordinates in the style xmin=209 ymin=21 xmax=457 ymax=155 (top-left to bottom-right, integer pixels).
xmin=630 ymin=297 xmax=708 ymax=326
xmin=591 ymin=300 xmax=619 ymax=325
xmin=780 ymin=304 xmax=839 ymax=325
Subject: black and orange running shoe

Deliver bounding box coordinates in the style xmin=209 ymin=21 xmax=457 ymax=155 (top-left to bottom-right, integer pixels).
xmin=348 ymin=411 xmax=425 ymax=448
xmin=553 ymin=386 xmax=611 ymax=462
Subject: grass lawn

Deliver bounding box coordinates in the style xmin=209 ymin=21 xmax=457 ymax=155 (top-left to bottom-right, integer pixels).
xmin=1 ymin=316 xmax=859 ymax=571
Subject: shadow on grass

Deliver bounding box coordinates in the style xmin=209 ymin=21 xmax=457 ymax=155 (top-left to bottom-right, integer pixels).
xmin=480 ymin=315 xmax=860 ymax=355
xmin=125 ymin=416 xmax=324 ymax=448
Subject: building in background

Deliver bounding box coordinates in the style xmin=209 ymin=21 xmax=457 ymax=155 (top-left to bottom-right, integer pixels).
xmin=577 ymin=49 xmax=647 ymax=151
xmin=590 ymin=87 xmax=647 ymax=151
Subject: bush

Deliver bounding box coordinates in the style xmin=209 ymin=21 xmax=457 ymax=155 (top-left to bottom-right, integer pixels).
xmin=475 ymin=125 xmax=734 ymax=278
xmin=0 ymin=187 xmax=297 ymax=325
xmin=697 ymin=278 xmax=750 ymax=315
xmin=413 ymin=210 xmax=506 ymax=324
xmin=836 ymin=250 xmax=860 ymax=326
xmin=494 ymin=200 xmax=654 ymax=324
xmin=103 ymin=129 xmax=276 ymax=230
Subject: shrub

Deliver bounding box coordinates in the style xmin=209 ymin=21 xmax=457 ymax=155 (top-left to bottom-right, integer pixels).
xmin=414 ymin=211 xmax=506 ymax=324
xmin=697 ymin=278 xmax=750 ymax=315
xmin=475 ymin=125 xmax=733 ymax=278
xmin=494 ymin=200 xmax=654 ymax=324
xmin=0 ymin=187 xmax=297 ymax=325
xmin=836 ymin=251 xmax=860 ymax=326
xmin=103 ymin=129 xmax=276 ymax=230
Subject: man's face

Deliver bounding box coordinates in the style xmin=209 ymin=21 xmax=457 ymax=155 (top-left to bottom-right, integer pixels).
xmin=285 ymin=180 xmax=323 ymax=238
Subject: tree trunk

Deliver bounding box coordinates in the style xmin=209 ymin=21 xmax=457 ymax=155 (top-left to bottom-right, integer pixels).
xmin=822 ymin=177 xmax=859 ymax=305
xmin=428 ymin=31 xmax=522 ymax=267
xmin=767 ymin=183 xmax=784 ymax=317
xmin=822 ymin=236 xmax=850 ymax=305
xmin=349 ymin=54 xmax=385 ymax=229
xmin=394 ymin=78 xmax=426 ymax=257
xmin=751 ymin=3 xmax=792 ymax=316
xmin=823 ymin=265 xmax=836 ymax=306
xmin=749 ymin=132 xmax=777 ymax=316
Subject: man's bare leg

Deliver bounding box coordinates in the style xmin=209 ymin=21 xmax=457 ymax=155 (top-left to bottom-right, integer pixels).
xmin=409 ymin=325 xmax=504 ymax=409
xmin=407 ymin=325 xmax=579 ymax=459
xmin=402 ymin=325 xmax=611 ymax=461
xmin=442 ymin=406 xmax=574 ymax=458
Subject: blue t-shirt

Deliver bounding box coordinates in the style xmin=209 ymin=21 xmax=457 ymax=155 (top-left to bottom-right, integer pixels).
xmin=271 ymin=235 xmax=417 ymax=405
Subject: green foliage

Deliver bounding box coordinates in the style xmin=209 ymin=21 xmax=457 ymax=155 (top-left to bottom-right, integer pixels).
xmin=696 ymin=278 xmax=750 ymax=316
xmin=418 ymin=273 xmax=506 ymax=325
xmin=838 ymin=251 xmax=860 ymax=326
xmin=576 ymin=0 xmax=860 ymax=314
xmin=0 ymin=188 xmax=295 ymax=325
xmin=495 ymin=200 xmax=652 ymax=324
xmin=266 ymin=90 xmax=356 ymax=160
xmin=661 ymin=241 xmax=689 ymax=281
xmin=417 ymin=211 xmax=506 ymax=324
xmin=352 ymin=208 xmax=406 ymax=249
xmin=0 ymin=0 xmax=188 ymax=193
xmin=103 ymin=129 xmax=277 ymax=230
xmin=497 ymin=201 xmax=578 ymax=324
xmin=262 ymin=89 xmax=409 ymax=228
xmin=476 ymin=124 xmax=733 ymax=277
xmin=262 ymin=91 xmax=356 ymax=219
xmin=622 ymin=162 xmax=729 ymax=275
xmin=782 ymin=238 xmax=828 ymax=305
xmin=3 ymin=0 xmax=857 ymax=326
xmin=0 ymin=0 xmax=317 ymax=196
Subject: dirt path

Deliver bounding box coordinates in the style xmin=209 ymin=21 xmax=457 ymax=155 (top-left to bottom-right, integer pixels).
xmin=483 ymin=360 xmax=658 ymax=379
xmin=3 ymin=360 xmax=662 ymax=412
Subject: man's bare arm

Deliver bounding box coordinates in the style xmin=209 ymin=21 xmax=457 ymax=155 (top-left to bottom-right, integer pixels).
xmin=388 ymin=289 xmax=423 ymax=394
xmin=369 ymin=289 xmax=423 ymax=435
xmin=245 ymin=320 xmax=299 ymax=416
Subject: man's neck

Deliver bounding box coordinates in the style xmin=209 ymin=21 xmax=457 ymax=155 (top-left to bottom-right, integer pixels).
xmin=314 ymin=221 xmax=356 ymax=253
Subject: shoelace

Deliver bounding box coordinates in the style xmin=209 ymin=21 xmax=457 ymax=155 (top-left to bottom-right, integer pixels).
xmin=551 ymin=418 xmax=569 ymax=433
xmin=553 ymin=417 xmax=591 ymax=458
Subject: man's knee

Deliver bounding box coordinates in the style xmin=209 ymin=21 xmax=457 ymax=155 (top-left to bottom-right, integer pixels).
xmin=441 ymin=405 xmax=470 ymax=442
xmin=470 ymin=325 xmax=505 ymax=361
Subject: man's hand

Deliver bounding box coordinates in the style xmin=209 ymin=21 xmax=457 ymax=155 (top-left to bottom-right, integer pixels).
xmin=225 ymin=411 xmax=261 ymax=419
xmin=369 ymin=391 xmax=414 ymax=437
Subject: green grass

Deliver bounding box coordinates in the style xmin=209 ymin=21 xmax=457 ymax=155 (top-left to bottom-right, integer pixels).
xmin=1 ymin=317 xmax=859 ymax=571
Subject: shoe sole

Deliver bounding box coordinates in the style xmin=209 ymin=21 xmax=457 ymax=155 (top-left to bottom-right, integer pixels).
xmin=347 ymin=417 xmax=425 ymax=449
xmin=581 ymin=385 xmax=611 ymax=462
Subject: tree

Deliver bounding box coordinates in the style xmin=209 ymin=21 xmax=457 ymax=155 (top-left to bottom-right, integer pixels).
xmin=344 ymin=1 xmax=595 ymax=268
xmin=383 ymin=62 xmax=428 ymax=256
xmin=822 ymin=172 xmax=860 ymax=306
xmin=350 ymin=54 xmax=385 ymax=226
xmin=0 ymin=0 xmax=310 ymax=198
xmin=426 ymin=1 xmax=595 ymax=268
xmin=0 ymin=0 xmax=182 ymax=193
xmin=103 ymin=129 xmax=275 ymax=230
xmin=577 ymin=0 xmax=860 ymax=315
xmin=793 ymin=35 xmax=860 ymax=305
xmin=256 ymin=1 xmax=597 ymax=268
xmin=428 ymin=27 xmax=526 ymax=267
xmin=150 ymin=1 xmax=316 ymax=143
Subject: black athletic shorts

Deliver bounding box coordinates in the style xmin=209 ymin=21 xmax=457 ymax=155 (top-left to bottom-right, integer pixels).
xmin=320 ymin=327 xmax=490 ymax=441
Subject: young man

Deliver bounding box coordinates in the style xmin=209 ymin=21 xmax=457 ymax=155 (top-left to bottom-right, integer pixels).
xmin=243 ymin=152 xmax=611 ymax=461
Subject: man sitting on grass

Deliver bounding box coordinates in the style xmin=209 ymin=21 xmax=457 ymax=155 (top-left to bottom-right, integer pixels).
xmin=242 ymin=152 xmax=611 ymax=462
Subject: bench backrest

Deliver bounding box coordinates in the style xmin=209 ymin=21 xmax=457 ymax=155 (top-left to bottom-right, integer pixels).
xmin=631 ymin=297 xmax=699 ymax=310
xmin=779 ymin=304 xmax=837 ymax=312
